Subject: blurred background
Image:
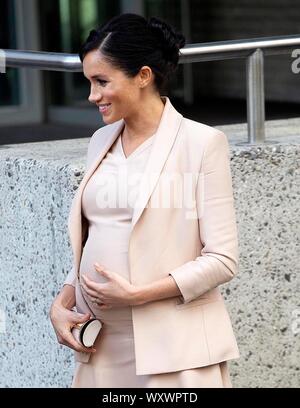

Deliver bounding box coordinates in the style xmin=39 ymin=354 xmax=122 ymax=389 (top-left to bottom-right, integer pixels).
xmin=0 ymin=0 xmax=300 ymax=143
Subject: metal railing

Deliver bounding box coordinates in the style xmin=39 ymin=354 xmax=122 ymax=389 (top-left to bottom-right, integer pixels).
xmin=3 ymin=34 xmax=300 ymax=144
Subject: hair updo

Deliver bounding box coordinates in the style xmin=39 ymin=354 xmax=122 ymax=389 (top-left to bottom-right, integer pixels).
xmin=79 ymin=13 xmax=186 ymax=94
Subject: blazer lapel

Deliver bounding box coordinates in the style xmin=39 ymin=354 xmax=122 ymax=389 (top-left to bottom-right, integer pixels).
xmin=130 ymin=96 xmax=183 ymax=231
xmin=68 ymin=96 xmax=183 ymax=273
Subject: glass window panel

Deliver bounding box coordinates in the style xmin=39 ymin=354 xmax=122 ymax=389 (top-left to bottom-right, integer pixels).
xmin=0 ymin=0 xmax=20 ymax=106
xmin=40 ymin=0 xmax=121 ymax=106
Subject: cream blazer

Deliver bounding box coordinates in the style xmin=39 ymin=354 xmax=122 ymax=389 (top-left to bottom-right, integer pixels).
xmin=63 ymin=96 xmax=240 ymax=375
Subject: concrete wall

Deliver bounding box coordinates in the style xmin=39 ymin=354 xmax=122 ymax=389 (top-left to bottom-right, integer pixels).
xmin=0 ymin=118 xmax=299 ymax=387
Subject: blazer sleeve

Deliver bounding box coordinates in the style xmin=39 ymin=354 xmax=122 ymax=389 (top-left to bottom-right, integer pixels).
xmin=168 ymin=130 xmax=239 ymax=304
xmin=62 ymin=130 xmax=100 ymax=288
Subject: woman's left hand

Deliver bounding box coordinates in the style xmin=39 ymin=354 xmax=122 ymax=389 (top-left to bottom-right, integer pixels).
xmin=80 ymin=263 xmax=139 ymax=309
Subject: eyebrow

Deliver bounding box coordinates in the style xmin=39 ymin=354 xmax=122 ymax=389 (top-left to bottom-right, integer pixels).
xmin=84 ymin=74 xmax=109 ymax=80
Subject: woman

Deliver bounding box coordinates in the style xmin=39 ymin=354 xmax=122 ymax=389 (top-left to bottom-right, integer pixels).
xmin=50 ymin=13 xmax=240 ymax=388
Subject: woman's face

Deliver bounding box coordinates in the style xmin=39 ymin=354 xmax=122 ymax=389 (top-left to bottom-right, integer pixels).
xmin=83 ymin=49 xmax=148 ymax=124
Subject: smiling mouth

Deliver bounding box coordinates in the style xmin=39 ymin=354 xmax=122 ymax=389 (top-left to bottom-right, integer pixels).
xmin=99 ymin=104 xmax=111 ymax=113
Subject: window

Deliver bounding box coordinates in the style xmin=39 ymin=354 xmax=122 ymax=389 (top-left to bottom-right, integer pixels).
xmin=0 ymin=0 xmax=20 ymax=106
xmin=40 ymin=0 xmax=121 ymax=107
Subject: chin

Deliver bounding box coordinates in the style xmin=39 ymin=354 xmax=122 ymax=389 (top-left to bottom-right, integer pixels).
xmin=104 ymin=114 xmax=123 ymax=125
xmin=103 ymin=117 xmax=116 ymax=125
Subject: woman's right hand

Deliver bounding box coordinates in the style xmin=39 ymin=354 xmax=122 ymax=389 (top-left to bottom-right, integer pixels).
xmin=50 ymin=290 xmax=97 ymax=354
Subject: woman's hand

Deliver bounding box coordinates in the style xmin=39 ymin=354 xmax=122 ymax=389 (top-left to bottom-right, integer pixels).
xmin=50 ymin=298 xmax=97 ymax=354
xmin=80 ymin=263 xmax=139 ymax=309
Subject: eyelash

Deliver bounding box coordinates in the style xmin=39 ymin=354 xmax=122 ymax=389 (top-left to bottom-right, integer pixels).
xmin=96 ymin=79 xmax=107 ymax=86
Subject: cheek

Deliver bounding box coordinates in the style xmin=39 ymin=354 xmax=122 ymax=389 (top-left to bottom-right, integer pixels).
xmin=123 ymin=87 xmax=139 ymax=103
xmin=108 ymin=82 xmax=139 ymax=106
xmin=114 ymin=90 xmax=134 ymax=105
xmin=102 ymin=88 xmax=114 ymax=98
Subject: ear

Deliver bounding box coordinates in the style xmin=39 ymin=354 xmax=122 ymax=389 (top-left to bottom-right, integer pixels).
xmin=139 ymin=65 xmax=153 ymax=88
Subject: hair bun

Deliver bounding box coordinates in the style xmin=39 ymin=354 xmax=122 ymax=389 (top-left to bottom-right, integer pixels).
xmin=147 ymin=17 xmax=186 ymax=65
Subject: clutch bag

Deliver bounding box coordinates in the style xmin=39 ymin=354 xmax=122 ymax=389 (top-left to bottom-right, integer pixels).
xmin=71 ymin=318 xmax=102 ymax=347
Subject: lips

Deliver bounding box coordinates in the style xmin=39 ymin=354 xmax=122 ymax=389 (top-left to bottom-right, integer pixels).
xmin=99 ymin=104 xmax=111 ymax=114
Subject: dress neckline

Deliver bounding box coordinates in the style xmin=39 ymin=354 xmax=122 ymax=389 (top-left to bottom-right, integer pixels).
xmin=118 ymin=132 xmax=155 ymax=160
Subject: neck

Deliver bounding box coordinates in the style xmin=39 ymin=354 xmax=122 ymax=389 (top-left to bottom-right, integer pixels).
xmin=122 ymin=95 xmax=165 ymax=142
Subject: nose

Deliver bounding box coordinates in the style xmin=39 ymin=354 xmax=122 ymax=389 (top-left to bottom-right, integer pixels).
xmin=88 ymin=85 xmax=101 ymax=104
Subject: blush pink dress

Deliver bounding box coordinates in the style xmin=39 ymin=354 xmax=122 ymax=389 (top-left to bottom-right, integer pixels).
xmin=71 ymin=132 xmax=232 ymax=388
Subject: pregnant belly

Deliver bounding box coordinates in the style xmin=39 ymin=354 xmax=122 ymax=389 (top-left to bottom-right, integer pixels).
xmin=78 ymin=224 xmax=132 ymax=321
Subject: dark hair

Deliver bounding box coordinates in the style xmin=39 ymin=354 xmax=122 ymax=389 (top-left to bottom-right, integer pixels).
xmin=79 ymin=13 xmax=186 ymax=94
